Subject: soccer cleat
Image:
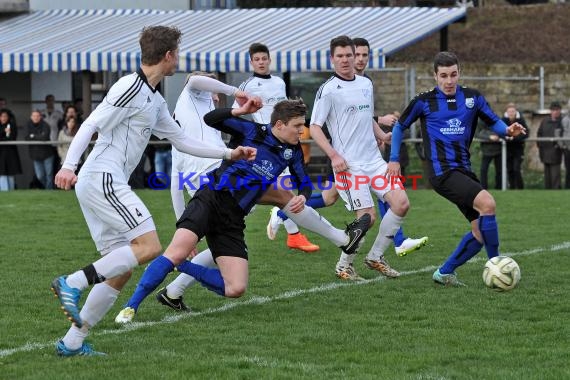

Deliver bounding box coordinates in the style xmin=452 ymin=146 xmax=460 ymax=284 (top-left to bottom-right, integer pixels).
xmin=56 ymin=340 xmax=106 ymax=357
xmin=395 ymin=236 xmax=429 ymax=257
xmin=115 ymin=307 xmax=136 ymax=324
xmin=51 ymin=276 xmax=83 ymax=328
xmin=340 ymin=213 xmax=371 ymax=255
xmin=156 ymin=288 xmax=189 ymax=311
xmin=364 ymin=256 xmax=401 ymax=278
xmin=335 ymin=264 xmax=365 ymax=281
xmin=286 ymin=233 xmax=320 ymax=253
xmin=266 ymin=206 xmax=283 ymax=240
xmin=432 ymin=268 xmax=466 ymax=287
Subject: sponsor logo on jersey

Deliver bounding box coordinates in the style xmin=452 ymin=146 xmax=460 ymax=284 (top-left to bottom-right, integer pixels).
xmin=447 ymin=98 xmax=456 ymax=103
xmin=283 ymin=149 xmax=293 ymax=160
xmin=251 ymin=159 xmax=275 ymax=179
xmin=346 ymin=104 xmax=371 ymax=114
xmin=465 ymin=98 xmax=475 ymax=108
xmin=440 ymin=118 xmax=465 ymax=135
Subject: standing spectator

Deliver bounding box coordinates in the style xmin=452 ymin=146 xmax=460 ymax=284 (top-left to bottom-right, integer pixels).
xmin=537 ymin=101 xmax=563 ymax=189
xmin=0 ymin=110 xmax=22 ymax=190
xmin=560 ymin=99 xmax=570 ymax=189
xmin=502 ymin=103 xmax=528 ymax=189
xmin=477 ymin=119 xmax=502 ymax=190
xmin=57 ymin=116 xmax=79 ymax=164
xmin=58 ymin=105 xmax=83 ymax=130
xmin=41 ymin=94 xmax=63 ymax=185
xmin=152 ymin=136 xmax=172 ymax=183
xmin=41 ymin=94 xmax=63 ymax=142
xmin=25 ymin=110 xmax=55 ymax=189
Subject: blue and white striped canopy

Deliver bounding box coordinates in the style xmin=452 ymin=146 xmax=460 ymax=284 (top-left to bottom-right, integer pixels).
xmin=0 ymin=7 xmax=466 ymax=73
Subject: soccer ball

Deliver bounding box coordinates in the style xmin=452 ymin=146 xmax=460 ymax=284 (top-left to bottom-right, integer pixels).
xmin=483 ymin=256 xmax=521 ymax=291
xmin=482 ymin=256 xmax=521 ymax=291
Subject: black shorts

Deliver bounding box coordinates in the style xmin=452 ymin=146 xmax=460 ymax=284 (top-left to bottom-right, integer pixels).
xmin=176 ymin=187 xmax=248 ymax=260
xmin=429 ymin=169 xmax=482 ymax=222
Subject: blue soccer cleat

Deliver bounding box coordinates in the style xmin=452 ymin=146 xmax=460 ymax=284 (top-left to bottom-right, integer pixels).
xmin=51 ymin=276 xmax=83 ymax=328
xmin=432 ymin=268 xmax=466 ymax=287
xmin=56 ymin=340 xmax=106 ymax=357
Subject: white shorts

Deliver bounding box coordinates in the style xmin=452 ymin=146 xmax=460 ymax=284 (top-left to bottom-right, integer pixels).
xmin=335 ymin=160 xmax=401 ymax=211
xmin=172 ymin=154 xmax=221 ymax=198
xmin=75 ymin=172 xmax=156 ymax=254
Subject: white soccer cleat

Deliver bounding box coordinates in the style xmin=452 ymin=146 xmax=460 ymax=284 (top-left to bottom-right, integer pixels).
xmin=115 ymin=307 xmax=136 ymax=324
xmin=395 ymin=236 xmax=429 ymax=257
xmin=266 ymin=206 xmax=283 ymax=240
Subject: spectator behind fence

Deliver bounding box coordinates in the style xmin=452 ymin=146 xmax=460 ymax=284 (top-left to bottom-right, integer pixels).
xmin=41 ymin=94 xmax=63 ymax=142
xmin=58 ymin=105 xmax=83 ymax=130
xmin=25 ymin=110 xmax=55 ymax=189
xmin=0 ymin=109 xmax=22 ymax=191
xmin=502 ymin=103 xmax=528 ymax=189
xmin=477 ymin=119 xmax=502 ymax=190
xmin=561 ymin=99 xmax=570 ymax=189
xmin=537 ymin=101 xmax=563 ymax=189
xmin=57 ymin=116 xmax=79 ymax=164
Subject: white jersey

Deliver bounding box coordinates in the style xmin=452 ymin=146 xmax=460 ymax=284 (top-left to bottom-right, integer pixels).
xmin=311 ymin=74 xmax=382 ymax=166
xmin=233 ymin=74 xmax=286 ymax=124
xmin=62 ymin=69 xmax=230 ymax=182
xmin=172 ymin=75 xmax=236 ymax=178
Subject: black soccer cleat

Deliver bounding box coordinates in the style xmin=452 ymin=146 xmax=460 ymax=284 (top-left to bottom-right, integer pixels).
xmin=340 ymin=213 xmax=371 ymax=255
xmin=156 ymin=288 xmax=189 ymax=311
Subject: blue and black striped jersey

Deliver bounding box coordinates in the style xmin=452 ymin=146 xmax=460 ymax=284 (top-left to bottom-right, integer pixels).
xmin=399 ymin=85 xmax=500 ymax=177
xmin=204 ymin=109 xmax=312 ymax=214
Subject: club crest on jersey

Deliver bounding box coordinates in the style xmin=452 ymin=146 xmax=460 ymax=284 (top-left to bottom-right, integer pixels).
xmin=362 ymin=89 xmax=371 ymax=99
xmin=141 ymin=127 xmax=152 ymax=137
xmin=465 ymin=98 xmax=475 ymax=109
xmin=283 ymin=149 xmax=293 ymax=160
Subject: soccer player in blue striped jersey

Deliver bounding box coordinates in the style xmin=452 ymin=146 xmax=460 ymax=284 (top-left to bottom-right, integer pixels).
xmin=387 ymin=51 xmax=526 ymax=286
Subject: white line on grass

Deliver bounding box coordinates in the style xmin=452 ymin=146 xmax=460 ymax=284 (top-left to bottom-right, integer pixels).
xmin=2 ymin=241 xmax=569 ymax=358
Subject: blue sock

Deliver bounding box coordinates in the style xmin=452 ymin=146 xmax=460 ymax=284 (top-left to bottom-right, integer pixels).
xmin=276 ymin=209 xmax=289 ymax=222
xmin=306 ymin=193 xmax=326 ymax=209
xmin=440 ymin=232 xmax=484 ymax=274
xmin=177 ymin=260 xmax=225 ymax=296
xmin=377 ymin=199 xmax=407 ymax=246
xmin=479 ymin=215 xmax=499 ymax=258
xmin=126 ymin=255 xmax=174 ymax=310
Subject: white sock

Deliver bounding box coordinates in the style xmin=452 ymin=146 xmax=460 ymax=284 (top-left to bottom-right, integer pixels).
xmin=61 ymin=282 xmax=119 ymax=350
xmin=66 ymin=246 xmax=139 ymax=290
xmin=62 ymin=324 xmax=89 ymax=351
xmin=367 ymin=209 xmax=404 ymax=261
xmin=336 ymin=251 xmax=356 ymax=268
xmin=283 ymin=218 xmax=300 ymax=234
xmin=283 ymin=205 xmax=347 ymax=246
xmin=167 ymin=248 xmax=216 ymax=299
xmin=80 ymin=282 xmax=120 ymax=328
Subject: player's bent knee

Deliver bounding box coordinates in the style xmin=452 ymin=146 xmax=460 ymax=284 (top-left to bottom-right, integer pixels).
xmin=224 ymin=284 xmax=247 ymax=298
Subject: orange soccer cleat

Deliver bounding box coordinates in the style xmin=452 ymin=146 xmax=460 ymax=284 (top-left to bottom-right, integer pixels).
xmin=286 ymin=233 xmax=320 ymax=253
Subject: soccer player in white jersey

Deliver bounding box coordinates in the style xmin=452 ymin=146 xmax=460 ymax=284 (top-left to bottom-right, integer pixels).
xmin=236 ymin=42 xmax=320 ymax=253
xmin=49 ymin=26 xmax=256 ymax=357
xmin=310 ymin=35 xmax=411 ymax=280
xmin=267 ymin=38 xmax=428 ymax=261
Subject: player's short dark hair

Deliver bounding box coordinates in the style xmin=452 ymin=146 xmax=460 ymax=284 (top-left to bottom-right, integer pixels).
xmin=433 ymin=51 xmax=459 ymax=73
xmin=249 ymin=43 xmax=270 ymax=58
xmin=139 ymin=26 xmax=182 ymax=65
xmin=353 ymin=37 xmax=370 ymax=51
xmin=271 ymin=99 xmax=307 ymax=125
xmin=330 ymin=35 xmax=355 ymax=56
